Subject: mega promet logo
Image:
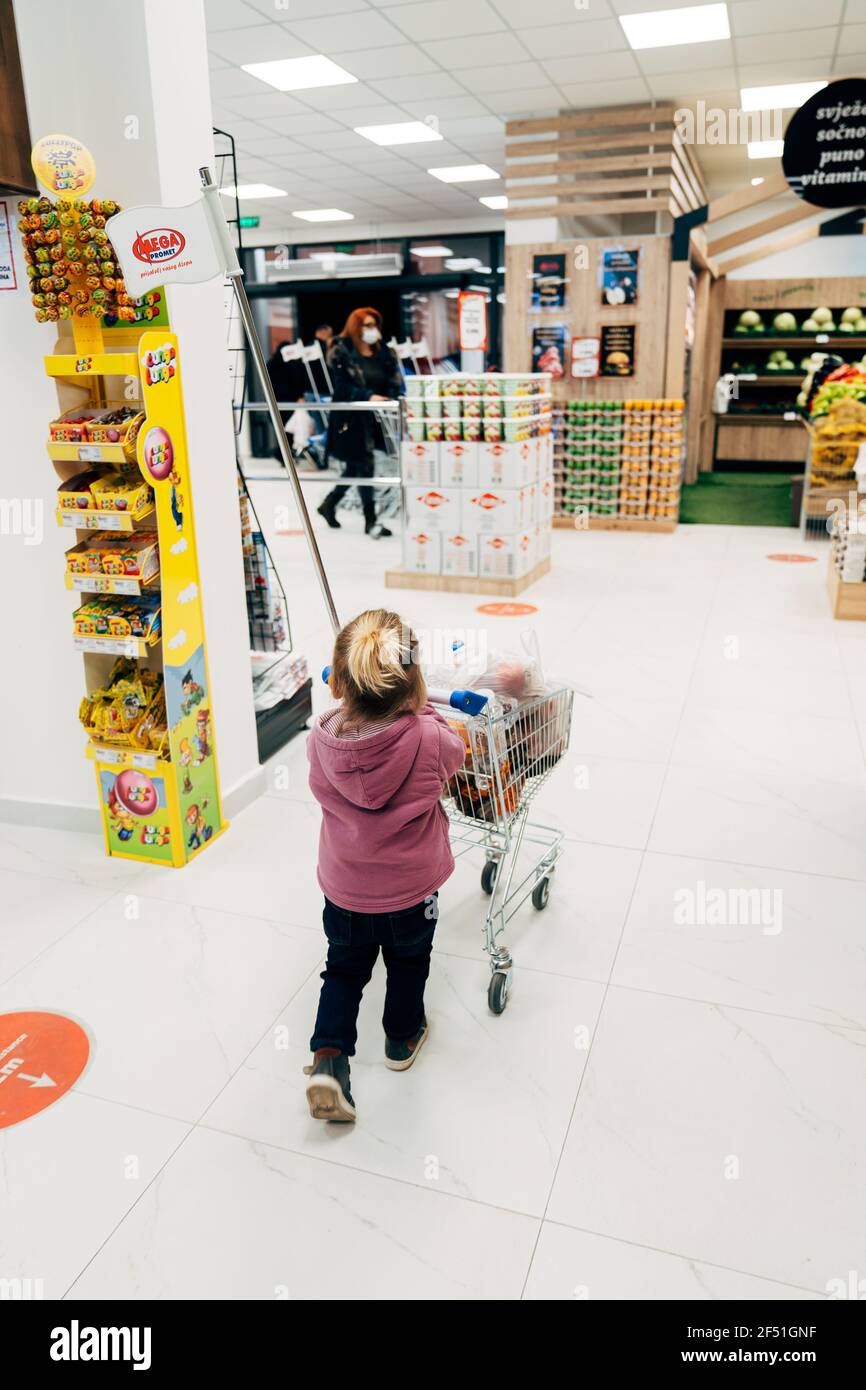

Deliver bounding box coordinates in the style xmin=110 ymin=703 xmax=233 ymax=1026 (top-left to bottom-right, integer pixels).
xmin=132 ymin=227 xmax=186 ymax=266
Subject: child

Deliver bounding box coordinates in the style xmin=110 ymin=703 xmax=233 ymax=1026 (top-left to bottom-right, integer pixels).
xmin=305 ymin=608 xmax=466 ymax=1123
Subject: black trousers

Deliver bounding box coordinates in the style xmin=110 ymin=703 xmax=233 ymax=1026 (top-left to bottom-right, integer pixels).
xmin=322 ymin=448 xmax=376 ymax=521
xmin=310 ymin=895 xmax=437 ymax=1056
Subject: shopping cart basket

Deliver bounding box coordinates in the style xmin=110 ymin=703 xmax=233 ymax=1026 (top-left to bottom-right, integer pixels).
xmin=434 ymin=684 xmax=574 ymax=1014
xmin=320 ymin=673 xmax=574 ymax=1015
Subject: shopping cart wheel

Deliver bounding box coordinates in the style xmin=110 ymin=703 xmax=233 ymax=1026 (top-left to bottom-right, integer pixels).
xmin=531 ymin=877 xmax=551 ymax=911
xmin=488 ymin=972 xmax=508 ymax=1015
xmin=481 ymin=860 xmax=498 ymax=896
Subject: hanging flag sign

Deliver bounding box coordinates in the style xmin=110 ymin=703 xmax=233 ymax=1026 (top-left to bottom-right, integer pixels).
xmin=783 ymin=78 xmax=866 ymax=209
xmin=106 ymin=197 xmax=226 ymax=296
xmin=458 ymin=291 xmax=488 ymax=351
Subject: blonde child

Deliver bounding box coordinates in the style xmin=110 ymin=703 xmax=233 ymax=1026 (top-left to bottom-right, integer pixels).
xmin=304 ymin=609 xmax=466 ymax=1122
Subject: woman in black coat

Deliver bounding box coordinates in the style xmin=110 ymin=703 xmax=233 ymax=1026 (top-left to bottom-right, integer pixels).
xmin=317 ymin=307 xmax=403 ymax=539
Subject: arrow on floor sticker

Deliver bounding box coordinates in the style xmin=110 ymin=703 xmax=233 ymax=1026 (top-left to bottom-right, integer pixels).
xmin=16 ymin=1071 xmax=56 ymax=1088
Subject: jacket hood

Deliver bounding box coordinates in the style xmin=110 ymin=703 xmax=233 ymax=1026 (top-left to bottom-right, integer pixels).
xmin=310 ymin=713 xmax=423 ymax=810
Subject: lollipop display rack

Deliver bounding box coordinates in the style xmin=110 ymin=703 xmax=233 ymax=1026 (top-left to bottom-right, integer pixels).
xmin=21 ymin=194 xmax=228 ymax=870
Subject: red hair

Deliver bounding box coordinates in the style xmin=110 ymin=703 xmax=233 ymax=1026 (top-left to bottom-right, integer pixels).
xmin=340 ymin=306 xmax=382 ymax=353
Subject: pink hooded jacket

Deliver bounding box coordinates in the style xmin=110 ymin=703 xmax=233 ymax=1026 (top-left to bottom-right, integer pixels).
xmin=307 ymin=703 xmax=467 ymax=913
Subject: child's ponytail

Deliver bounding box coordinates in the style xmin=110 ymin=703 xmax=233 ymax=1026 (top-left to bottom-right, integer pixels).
xmin=332 ymin=609 xmax=426 ymax=719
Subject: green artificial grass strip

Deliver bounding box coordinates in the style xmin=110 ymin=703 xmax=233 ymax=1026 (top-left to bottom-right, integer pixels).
xmin=679 ymin=471 xmax=794 ymax=526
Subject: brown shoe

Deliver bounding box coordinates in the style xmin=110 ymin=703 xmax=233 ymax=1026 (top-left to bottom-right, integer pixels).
xmin=385 ymin=1018 xmax=429 ymax=1071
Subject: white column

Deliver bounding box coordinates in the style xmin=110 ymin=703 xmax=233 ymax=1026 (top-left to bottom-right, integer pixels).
xmin=1 ymin=0 xmax=261 ymax=829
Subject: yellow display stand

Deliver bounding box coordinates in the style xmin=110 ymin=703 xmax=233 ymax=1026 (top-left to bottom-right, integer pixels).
xmin=48 ymin=318 xmax=226 ymax=867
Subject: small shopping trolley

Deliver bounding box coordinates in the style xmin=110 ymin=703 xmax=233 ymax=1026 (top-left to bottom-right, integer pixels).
xmin=433 ymin=683 xmax=574 ymax=1015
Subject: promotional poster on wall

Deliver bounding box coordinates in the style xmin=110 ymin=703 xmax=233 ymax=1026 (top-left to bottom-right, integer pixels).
xmin=531 ymin=253 xmax=567 ymax=309
xmin=571 ymin=335 xmax=600 ymax=378
xmin=600 ymin=324 xmax=636 ymax=377
xmin=531 ymin=324 xmax=568 ymax=378
xmin=601 ymin=247 xmax=639 ymax=305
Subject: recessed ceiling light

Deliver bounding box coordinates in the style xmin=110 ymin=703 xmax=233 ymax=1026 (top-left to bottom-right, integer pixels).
xmin=741 ymin=80 xmax=826 ymax=111
xmin=619 ymin=2 xmax=729 ymax=51
xmin=292 ymin=208 xmax=354 ymax=222
xmin=428 ymin=164 xmax=500 ymax=183
xmin=354 ymin=121 xmax=443 ymax=146
xmin=748 ymin=140 xmax=784 ymax=160
xmin=411 ymin=244 xmax=454 ymax=257
xmin=242 ymin=55 xmax=357 ymax=92
xmin=220 ymin=184 xmax=287 ymax=199
xmin=479 ymin=195 xmax=508 ymax=210
xmin=751 ymin=177 xmax=765 ymax=186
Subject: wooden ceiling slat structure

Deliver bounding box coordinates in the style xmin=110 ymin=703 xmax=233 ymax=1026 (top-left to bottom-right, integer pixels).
xmin=505 ymin=101 xmax=706 ymax=223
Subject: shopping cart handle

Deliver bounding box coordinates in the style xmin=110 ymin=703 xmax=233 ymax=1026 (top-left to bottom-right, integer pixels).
xmin=430 ymin=688 xmax=489 ymax=715
xmin=323 ymin=667 xmax=489 ymax=716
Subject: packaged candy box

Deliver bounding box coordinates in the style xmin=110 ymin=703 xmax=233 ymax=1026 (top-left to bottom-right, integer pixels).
xmin=58 ymin=468 xmax=105 ymax=509
xmin=79 ymin=657 xmax=165 ymax=749
xmin=49 ymin=408 xmax=105 ymax=444
xmin=73 ymin=596 xmax=161 ymax=642
xmin=66 ymin=531 xmax=160 ymax=581
xmin=86 ymin=405 xmax=145 ymax=451
xmin=90 ymin=472 xmax=153 ymax=515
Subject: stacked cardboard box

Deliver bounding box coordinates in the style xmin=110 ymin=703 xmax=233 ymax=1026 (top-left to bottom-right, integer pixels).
xmin=401 ymin=374 xmax=553 ymax=581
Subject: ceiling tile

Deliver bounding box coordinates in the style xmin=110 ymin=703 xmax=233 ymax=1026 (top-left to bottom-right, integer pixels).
xmin=555 ymin=77 xmax=653 ymax=109
xmin=420 ymin=31 xmax=528 ymax=68
xmin=540 ymin=50 xmax=640 ymax=84
xmin=205 ymin=0 xmax=270 ymax=31
xmin=211 ymin=116 xmax=274 ymax=141
xmin=516 ymin=18 xmax=626 ymax=59
xmin=299 ymin=82 xmax=392 ymax=110
xmin=437 ymin=115 xmax=505 ymax=138
xmin=637 ymin=39 xmax=734 ymax=75
xmin=730 ymin=0 xmax=844 ymax=35
xmin=403 ymin=95 xmax=492 ymax=121
xmin=840 ymin=25 xmax=866 ymax=52
xmin=248 ymin=0 xmax=370 ymax=13
xmin=208 ymin=24 xmax=314 ymax=63
xmin=612 ymin=0 xmax=716 ymax=12
xmin=369 ymin=72 xmax=472 ymax=101
xmin=219 ymin=91 xmax=312 ymax=117
xmin=846 ymin=0 xmax=866 ymax=18
xmin=644 ymin=67 xmax=738 ymax=100
xmin=329 ymin=103 xmax=412 ymax=127
xmin=737 ymin=57 xmax=836 ymax=85
xmin=285 ymin=11 xmax=407 ymax=50
xmin=236 ymin=136 xmax=317 ymax=157
xmin=492 ymin=0 xmax=615 ymax=24
xmin=208 ymin=67 xmax=274 ymax=99
xmin=833 ymin=49 xmax=866 ymax=75
xmin=735 ymin=28 xmax=838 ymax=64
xmin=259 ymin=113 xmax=346 ymax=135
xmin=482 ymin=85 xmax=575 ymax=115
xmin=384 ymin=0 xmax=505 ymax=40
xmin=328 ymin=44 xmax=437 ymax=79
xmin=468 ymin=60 xmax=550 ymax=92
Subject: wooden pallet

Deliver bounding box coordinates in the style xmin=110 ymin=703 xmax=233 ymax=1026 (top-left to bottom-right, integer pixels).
xmin=385 ymin=556 xmax=551 ymax=598
xmin=552 ymin=514 xmax=678 ymax=533
xmin=827 ymin=555 xmax=866 ymax=621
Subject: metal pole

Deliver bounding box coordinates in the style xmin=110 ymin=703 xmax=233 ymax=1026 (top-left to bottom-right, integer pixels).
xmin=199 ymin=167 xmax=341 ymax=636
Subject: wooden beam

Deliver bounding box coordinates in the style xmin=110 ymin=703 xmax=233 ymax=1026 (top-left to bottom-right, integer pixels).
xmin=508 ymin=174 xmax=673 ymax=200
xmin=506 ymin=195 xmax=670 ymax=219
xmin=671 ymin=139 xmax=705 ymax=209
xmin=673 ymin=131 xmax=708 ymax=204
xmin=506 ymin=151 xmax=674 ymax=179
xmin=504 ymin=128 xmax=676 ymax=160
xmin=506 ymin=103 xmax=675 ymax=137
xmin=707 ymin=201 xmax=821 ymax=256
xmin=706 ymin=170 xmax=788 ymax=223
xmin=714 ymin=218 xmax=830 ymax=275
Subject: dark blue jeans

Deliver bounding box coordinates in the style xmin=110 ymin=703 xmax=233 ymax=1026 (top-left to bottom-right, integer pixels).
xmin=310 ymin=894 xmax=438 ymax=1057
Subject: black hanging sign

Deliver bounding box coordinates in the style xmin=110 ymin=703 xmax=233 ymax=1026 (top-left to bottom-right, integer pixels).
xmin=782 ymin=78 xmax=866 ymax=209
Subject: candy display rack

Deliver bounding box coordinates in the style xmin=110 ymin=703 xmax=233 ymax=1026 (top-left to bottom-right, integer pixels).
xmin=45 ymin=315 xmax=227 ymax=867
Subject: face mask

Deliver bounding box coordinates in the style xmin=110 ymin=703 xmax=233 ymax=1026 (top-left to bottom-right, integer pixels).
xmin=361 ymin=327 xmax=380 ymax=345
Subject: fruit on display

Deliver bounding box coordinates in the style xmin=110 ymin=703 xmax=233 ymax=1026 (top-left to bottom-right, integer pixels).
xmin=737 ymin=310 xmax=763 ymax=332
xmin=772 ymin=311 xmax=797 ymax=333
xmin=809 ymin=363 xmax=866 ymax=416
xmin=840 ymin=308 xmax=861 ymax=326
xmin=767 ymin=350 xmax=796 ymax=372
xmin=801 ymin=317 xmax=820 ymax=333
xmin=812 ymin=307 xmax=834 ymax=326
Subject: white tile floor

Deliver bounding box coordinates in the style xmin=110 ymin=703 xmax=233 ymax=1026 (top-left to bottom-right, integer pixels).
xmin=2 ymin=511 xmax=865 ymax=1301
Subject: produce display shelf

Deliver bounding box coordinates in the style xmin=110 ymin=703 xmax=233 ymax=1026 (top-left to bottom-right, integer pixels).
xmin=553 ymin=515 xmax=678 ymax=533
xmin=732 ymin=376 xmax=802 ymax=386
xmin=84 ymin=742 xmax=170 ymax=773
xmin=65 ymin=572 xmax=160 ymax=597
xmin=47 ymin=440 xmax=135 ymax=467
xmin=73 ymin=632 xmax=160 ymax=658
xmin=722 ymin=413 xmax=802 ymax=425
xmin=722 ymin=336 xmax=866 ymax=349
xmin=56 ymin=505 xmax=155 ymax=532
xmin=385 ymin=556 xmax=550 ymax=598
xmin=44 ymin=351 xmax=140 ymax=379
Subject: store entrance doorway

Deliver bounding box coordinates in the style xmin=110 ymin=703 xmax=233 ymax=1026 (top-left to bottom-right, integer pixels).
xmin=296 ymin=287 xmax=403 ymax=348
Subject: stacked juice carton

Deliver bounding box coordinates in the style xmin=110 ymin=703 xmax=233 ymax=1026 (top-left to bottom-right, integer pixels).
xmin=402 ymin=373 xmax=553 ymax=581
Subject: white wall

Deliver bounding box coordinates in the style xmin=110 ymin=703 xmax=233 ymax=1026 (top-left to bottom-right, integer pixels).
xmin=1 ymin=0 xmax=260 ymax=827
xmin=728 ymin=234 xmax=866 ymax=279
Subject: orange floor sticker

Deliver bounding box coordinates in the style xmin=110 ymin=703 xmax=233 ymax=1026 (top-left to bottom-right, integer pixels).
xmin=766 ymin=554 xmax=817 ymax=563
xmin=0 ymin=1012 xmax=90 ymax=1129
xmin=477 ymin=602 xmax=538 ymax=616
